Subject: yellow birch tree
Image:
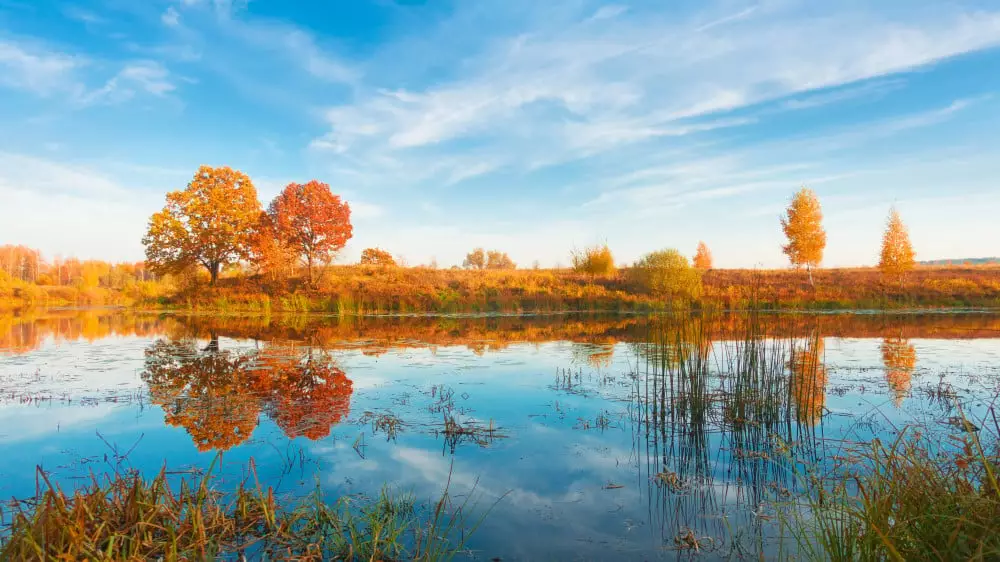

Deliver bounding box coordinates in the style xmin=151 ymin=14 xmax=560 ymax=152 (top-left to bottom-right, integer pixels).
xmin=780 ymin=187 xmax=826 ymax=285
xmin=879 ymin=207 xmax=915 ymax=284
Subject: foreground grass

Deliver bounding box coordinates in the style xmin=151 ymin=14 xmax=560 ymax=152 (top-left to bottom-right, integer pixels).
xmin=785 ymin=423 xmax=1000 ymax=561
xmin=0 ymin=458 xmax=485 ymax=561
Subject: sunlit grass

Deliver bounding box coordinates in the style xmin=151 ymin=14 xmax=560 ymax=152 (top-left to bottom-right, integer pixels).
xmin=0 ymin=457 xmax=488 ymax=561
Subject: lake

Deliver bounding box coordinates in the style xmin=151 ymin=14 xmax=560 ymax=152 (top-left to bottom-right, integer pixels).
xmin=2 ymin=309 xmax=999 ymax=560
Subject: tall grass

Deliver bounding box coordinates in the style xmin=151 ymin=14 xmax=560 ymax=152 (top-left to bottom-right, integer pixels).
xmin=632 ymin=305 xmax=1000 ymax=559
xmin=785 ymin=421 xmax=1000 ymax=561
xmin=0 ymin=456 xmax=489 ymax=561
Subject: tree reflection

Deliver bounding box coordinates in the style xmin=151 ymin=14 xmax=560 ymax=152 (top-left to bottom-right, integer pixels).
xmin=259 ymin=346 xmax=353 ymax=440
xmin=142 ymin=337 xmax=261 ymax=451
xmin=881 ymin=336 xmax=916 ymax=406
xmin=789 ymin=336 xmax=826 ymax=424
xmin=142 ymin=338 xmax=353 ymax=451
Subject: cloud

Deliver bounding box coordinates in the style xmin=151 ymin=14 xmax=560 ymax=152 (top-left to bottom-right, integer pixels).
xmin=79 ymin=61 xmax=176 ymax=105
xmin=0 ymin=38 xmax=178 ymax=106
xmin=309 ymin=1 xmax=1000 ymax=191
xmin=587 ymin=5 xmax=628 ymax=22
xmin=349 ymin=201 xmax=385 ymax=220
xmin=0 ymin=152 xmax=163 ymax=261
xmin=162 ymin=6 xmax=181 ymax=27
xmin=0 ymin=40 xmax=83 ymax=96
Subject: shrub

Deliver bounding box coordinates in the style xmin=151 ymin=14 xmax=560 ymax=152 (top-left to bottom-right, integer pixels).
xmin=571 ymin=244 xmax=615 ymax=276
xmin=628 ymin=249 xmax=702 ymax=302
xmin=360 ymin=247 xmax=397 ymax=267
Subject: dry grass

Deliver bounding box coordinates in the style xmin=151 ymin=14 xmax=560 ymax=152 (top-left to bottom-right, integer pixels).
xmin=6 ymin=263 xmax=1000 ymax=312
xmin=0 ymin=457 xmax=487 ymax=561
xmin=786 ymin=422 xmax=1000 ymax=561
xmin=171 ymin=265 xmax=1000 ymax=313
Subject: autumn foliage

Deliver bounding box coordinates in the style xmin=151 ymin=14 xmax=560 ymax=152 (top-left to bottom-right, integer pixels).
xmin=571 ymin=244 xmax=615 ymax=276
xmin=781 ymin=187 xmax=826 ymax=284
xmin=693 ymin=241 xmax=713 ymax=270
xmin=360 ymin=247 xmax=396 ymax=267
xmin=879 ymin=207 xmax=916 ymax=283
xmin=268 ymin=181 xmax=353 ymax=286
xmin=141 ymin=338 xmax=353 ymax=451
xmin=143 ymin=166 xmax=261 ymax=285
xmin=628 ymin=249 xmax=702 ymax=302
xmin=463 ymin=248 xmax=515 ymax=270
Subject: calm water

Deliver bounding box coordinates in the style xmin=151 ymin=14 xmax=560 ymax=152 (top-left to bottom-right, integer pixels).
xmin=2 ymin=310 xmax=1000 ymax=560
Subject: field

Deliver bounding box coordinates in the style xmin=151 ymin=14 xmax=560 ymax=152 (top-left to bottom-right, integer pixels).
xmin=3 ymin=264 xmax=1000 ymax=312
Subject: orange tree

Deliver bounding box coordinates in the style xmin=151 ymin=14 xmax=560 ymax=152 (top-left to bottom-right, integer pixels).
xmin=780 ymin=187 xmax=826 ymax=286
xmin=360 ymin=247 xmax=396 ymax=267
xmin=463 ymin=248 xmax=486 ymax=270
xmin=693 ymin=241 xmax=713 ymax=270
xmin=268 ymin=181 xmax=352 ymax=286
xmin=143 ymin=166 xmax=261 ymax=285
xmin=879 ymin=207 xmax=916 ymax=285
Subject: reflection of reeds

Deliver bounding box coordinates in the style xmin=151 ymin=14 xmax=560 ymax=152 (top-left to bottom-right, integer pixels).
xmin=437 ymin=414 xmax=506 ymax=453
xmin=630 ymin=311 xmax=825 ymax=551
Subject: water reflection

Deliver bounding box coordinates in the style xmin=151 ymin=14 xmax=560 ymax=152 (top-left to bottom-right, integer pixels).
xmin=882 ymin=335 xmax=917 ymax=406
xmin=6 ymin=309 xmax=1000 ymax=357
xmin=142 ymin=336 xmax=353 ymax=450
xmin=631 ymin=316 xmax=825 ymax=552
xmin=2 ymin=310 xmax=999 ymax=560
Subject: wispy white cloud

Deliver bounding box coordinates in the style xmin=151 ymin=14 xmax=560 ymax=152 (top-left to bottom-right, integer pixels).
xmin=78 ymin=61 xmax=176 ymax=105
xmin=0 ymin=40 xmax=83 ymax=96
xmin=309 ymin=1 xmax=1000 ymax=191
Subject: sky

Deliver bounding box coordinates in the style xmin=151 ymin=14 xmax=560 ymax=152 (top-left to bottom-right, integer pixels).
xmin=1 ymin=0 xmax=999 ymax=268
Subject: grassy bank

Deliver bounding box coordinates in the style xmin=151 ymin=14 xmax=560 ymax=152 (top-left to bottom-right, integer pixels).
xmin=4 ymin=265 xmax=1000 ymax=313
xmin=157 ymin=265 xmax=1000 ymax=313
xmin=0 ymin=458 xmax=484 ymax=561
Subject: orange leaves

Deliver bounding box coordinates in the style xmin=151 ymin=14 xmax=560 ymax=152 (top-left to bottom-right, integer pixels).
xmin=879 ymin=208 xmax=916 ymax=282
xmin=267 ymin=180 xmax=353 ymax=286
xmin=693 ymin=241 xmax=713 ymax=270
xmin=881 ymin=336 xmax=916 ymax=406
xmin=360 ymin=247 xmax=396 ymax=267
xmin=789 ymin=336 xmax=827 ymax=424
xmin=781 ymin=187 xmax=826 ymax=275
xmin=143 ymin=166 xmax=261 ymax=284
xmin=141 ymin=340 xmax=354 ymax=451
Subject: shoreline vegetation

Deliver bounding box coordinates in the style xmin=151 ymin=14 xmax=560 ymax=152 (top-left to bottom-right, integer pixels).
xmin=3 ymin=264 xmax=1000 ymax=313
xmin=2 ymin=170 xmax=995 ymax=313
xmin=0 ymin=456 xmax=486 ymax=561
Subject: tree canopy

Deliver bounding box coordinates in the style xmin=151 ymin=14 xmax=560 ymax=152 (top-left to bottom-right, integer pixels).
xmin=781 ymin=187 xmax=826 ymax=283
xmin=879 ymin=208 xmax=915 ymax=282
xmin=693 ymin=241 xmax=713 ymax=270
xmin=143 ymin=166 xmax=261 ymax=285
xmin=268 ymin=181 xmax=353 ymax=286
xmin=360 ymin=247 xmax=397 ymax=267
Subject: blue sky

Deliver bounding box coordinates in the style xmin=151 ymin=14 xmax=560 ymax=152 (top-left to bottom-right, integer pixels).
xmin=1 ymin=0 xmax=999 ymax=268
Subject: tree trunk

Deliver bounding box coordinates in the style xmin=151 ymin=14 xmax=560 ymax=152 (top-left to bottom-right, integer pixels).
xmin=307 ymin=255 xmax=314 ymax=287
xmin=807 ymin=266 xmax=814 ymax=287
xmin=209 ymin=262 xmax=220 ymax=285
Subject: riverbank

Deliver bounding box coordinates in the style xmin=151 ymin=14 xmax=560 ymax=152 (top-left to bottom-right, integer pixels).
xmin=3 ymin=265 xmax=999 ymax=312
